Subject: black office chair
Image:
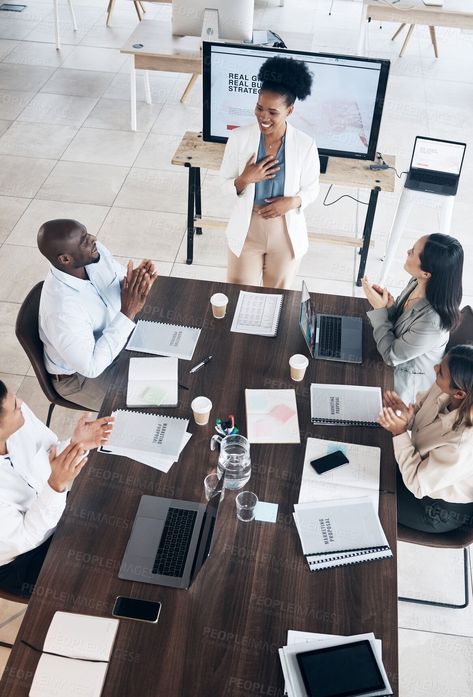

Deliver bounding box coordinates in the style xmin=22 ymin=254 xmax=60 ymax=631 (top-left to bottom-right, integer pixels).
xmin=398 ymin=305 xmax=473 ymax=609
xmin=446 ymin=305 xmax=473 ymax=352
xmin=15 ymin=282 xmax=87 ymax=427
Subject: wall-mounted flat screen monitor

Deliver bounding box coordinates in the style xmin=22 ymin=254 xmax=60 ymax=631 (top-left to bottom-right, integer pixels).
xmin=172 ymin=0 xmax=254 ymax=42
xmin=202 ymin=42 xmax=390 ymax=163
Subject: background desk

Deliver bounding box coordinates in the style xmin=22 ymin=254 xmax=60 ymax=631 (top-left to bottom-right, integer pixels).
xmin=357 ymin=0 xmax=473 ymax=54
xmin=172 ymin=131 xmax=395 ymax=286
xmin=0 ymin=277 xmax=398 ymax=697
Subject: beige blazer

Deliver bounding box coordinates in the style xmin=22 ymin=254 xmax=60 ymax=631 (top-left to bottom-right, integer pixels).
xmin=367 ymin=278 xmax=448 ymax=404
xmin=220 ymin=122 xmax=320 ymax=259
xmin=393 ymin=383 xmax=473 ymax=503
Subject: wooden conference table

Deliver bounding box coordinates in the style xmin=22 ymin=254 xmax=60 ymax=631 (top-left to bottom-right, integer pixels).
xmin=0 ymin=277 xmax=398 ymax=697
xmin=357 ymin=0 xmax=473 ymax=54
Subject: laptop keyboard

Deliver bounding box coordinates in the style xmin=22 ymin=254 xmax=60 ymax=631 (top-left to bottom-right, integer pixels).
xmin=411 ymin=170 xmax=454 ymax=185
xmin=318 ymin=316 xmax=342 ymax=358
xmin=152 ymin=507 xmax=197 ymax=577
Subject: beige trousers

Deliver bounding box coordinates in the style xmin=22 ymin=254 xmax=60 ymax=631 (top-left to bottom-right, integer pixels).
xmin=227 ymin=211 xmax=301 ymax=290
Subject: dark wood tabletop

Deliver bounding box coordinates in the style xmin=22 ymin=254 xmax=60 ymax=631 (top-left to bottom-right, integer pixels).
xmin=0 ymin=276 xmax=398 ymax=697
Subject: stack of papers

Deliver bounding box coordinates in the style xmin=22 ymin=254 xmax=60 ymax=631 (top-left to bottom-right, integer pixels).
xmin=100 ymin=409 xmax=191 ymax=473
xmin=293 ymin=497 xmax=392 ymax=571
xmin=29 ymin=612 xmax=119 ymax=697
xmin=126 ymin=320 xmax=201 ymax=360
xmin=245 ymin=389 xmax=300 ymax=443
xmin=231 ymin=291 xmax=283 ymax=336
xmin=127 ymin=356 xmax=178 ymax=407
xmin=299 ymin=438 xmax=381 ymax=510
xmin=279 ymin=631 xmax=392 ymax=697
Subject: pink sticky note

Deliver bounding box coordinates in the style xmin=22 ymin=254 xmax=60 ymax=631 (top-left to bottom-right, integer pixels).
xmin=270 ymin=404 xmax=295 ymax=423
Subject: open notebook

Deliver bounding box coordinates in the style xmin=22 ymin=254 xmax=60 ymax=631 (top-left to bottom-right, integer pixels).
xmin=29 ymin=612 xmax=119 ymax=697
xmin=127 ymin=356 xmax=178 ymax=407
xmin=299 ymin=438 xmax=381 ymax=510
xmin=245 ymin=389 xmax=300 ymax=443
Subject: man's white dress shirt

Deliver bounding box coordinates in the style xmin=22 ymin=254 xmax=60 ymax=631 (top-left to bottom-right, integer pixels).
xmin=39 ymin=242 xmax=135 ymax=379
xmin=0 ymin=404 xmax=68 ymax=566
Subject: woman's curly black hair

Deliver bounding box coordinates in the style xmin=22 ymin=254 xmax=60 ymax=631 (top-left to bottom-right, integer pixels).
xmin=257 ymin=56 xmax=313 ymax=106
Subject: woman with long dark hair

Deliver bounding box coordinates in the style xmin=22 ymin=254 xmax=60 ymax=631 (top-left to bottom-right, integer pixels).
xmin=379 ymin=345 xmax=473 ymax=533
xmin=220 ymin=56 xmax=319 ymax=289
xmin=362 ymin=233 xmax=463 ymax=403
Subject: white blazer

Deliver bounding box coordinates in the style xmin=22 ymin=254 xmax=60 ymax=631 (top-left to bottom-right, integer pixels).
xmin=220 ymin=122 xmax=320 ymax=259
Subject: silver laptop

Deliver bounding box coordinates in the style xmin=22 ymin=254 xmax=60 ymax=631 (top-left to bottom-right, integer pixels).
xmin=119 ymin=478 xmax=224 ymax=589
xmin=299 ymin=281 xmax=362 ymax=363
xmin=405 ymin=136 xmax=466 ymax=195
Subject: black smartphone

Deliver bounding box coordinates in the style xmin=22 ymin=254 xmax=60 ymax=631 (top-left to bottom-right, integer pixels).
xmin=310 ymin=450 xmax=349 ymax=475
xmin=112 ymin=596 xmax=162 ymax=623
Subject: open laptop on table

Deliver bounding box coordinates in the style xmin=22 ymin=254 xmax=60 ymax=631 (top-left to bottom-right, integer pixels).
xmin=299 ymin=281 xmax=362 ymax=363
xmin=405 ymin=136 xmax=466 ymax=195
xmin=119 ymin=476 xmax=224 ymax=589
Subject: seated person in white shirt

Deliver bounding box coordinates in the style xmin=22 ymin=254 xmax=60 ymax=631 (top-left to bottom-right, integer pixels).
xmin=378 ymin=345 xmax=473 ymax=534
xmin=37 ymin=219 xmax=158 ymax=412
xmin=0 ymin=380 xmax=113 ymax=597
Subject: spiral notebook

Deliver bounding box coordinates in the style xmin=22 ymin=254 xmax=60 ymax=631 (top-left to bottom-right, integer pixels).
xmin=293 ymin=497 xmax=392 ymax=572
xmin=105 ymin=409 xmax=189 ymax=459
xmin=126 ymin=320 xmax=201 ymax=360
xmin=310 ymin=384 xmax=382 ymax=426
xmin=231 ymin=291 xmax=283 ymax=336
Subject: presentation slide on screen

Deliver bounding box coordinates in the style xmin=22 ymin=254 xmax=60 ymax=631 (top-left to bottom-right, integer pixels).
xmin=209 ymin=46 xmax=384 ymax=155
xmin=412 ymin=140 xmax=465 ymax=174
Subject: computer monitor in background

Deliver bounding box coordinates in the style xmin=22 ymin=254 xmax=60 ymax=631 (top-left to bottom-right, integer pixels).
xmin=172 ymin=0 xmax=254 ymax=42
xmin=202 ymin=42 xmax=390 ymax=171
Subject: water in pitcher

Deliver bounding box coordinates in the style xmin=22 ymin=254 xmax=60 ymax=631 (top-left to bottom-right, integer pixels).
xmin=217 ymin=435 xmax=251 ymax=490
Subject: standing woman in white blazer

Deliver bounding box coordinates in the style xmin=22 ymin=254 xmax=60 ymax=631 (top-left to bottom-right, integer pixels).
xmin=220 ymin=56 xmax=320 ymax=289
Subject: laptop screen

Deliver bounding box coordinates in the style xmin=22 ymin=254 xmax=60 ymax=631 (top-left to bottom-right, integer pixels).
xmin=299 ymin=281 xmax=316 ymax=358
xmin=190 ymin=475 xmax=225 ymax=584
xmin=411 ymin=137 xmax=466 ymax=175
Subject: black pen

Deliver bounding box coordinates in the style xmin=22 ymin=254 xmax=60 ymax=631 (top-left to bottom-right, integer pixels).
xmin=189 ymin=355 xmax=213 ymax=374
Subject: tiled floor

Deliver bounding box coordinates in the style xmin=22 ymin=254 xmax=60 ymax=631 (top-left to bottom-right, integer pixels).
xmin=0 ymin=1 xmax=472 ymax=694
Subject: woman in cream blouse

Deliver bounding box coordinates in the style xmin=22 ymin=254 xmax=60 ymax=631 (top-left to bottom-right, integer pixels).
xmin=220 ymin=56 xmax=320 ymax=289
xmin=379 ymin=344 xmax=473 ymax=533
xmin=362 ymin=233 xmax=463 ymax=405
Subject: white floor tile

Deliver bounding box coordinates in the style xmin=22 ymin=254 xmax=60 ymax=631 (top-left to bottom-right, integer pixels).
xmin=171 ymin=263 xmax=227 ymax=283
xmin=0 ymin=63 xmax=53 ymax=91
xmin=6 ymin=199 xmax=109 ymax=247
xmin=399 ymin=628 xmax=473 ymax=697
xmin=0 ymin=301 xmax=31 ymax=375
xmin=61 ymin=127 xmax=147 ymax=167
xmin=83 ymin=98 xmax=162 ymax=132
xmin=0 ymin=39 xmax=18 ymax=60
xmin=98 ymin=207 xmax=186 ymax=261
xmin=114 ymin=168 xmax=188 ymax=213
xmin=0 ymin=195 xmax=31 ymax=243
xmin=0 ymin=89 xmax=35 ymax=120
xmin=37 ymin=160 xmax=129 ymax=206
xmin=61 ymin=45 xmax=127 ymax=72
xmin=0 ymin=244 xmax=49 ymax=303
xmin=0 ymin=154 xmax=55 ymax=197
xmin=133 ymin=133 xmax=185 ymax=171
xmin=0 ymin=121 xmax=77 ymax=159
xmin=17 ymin=92 xmax=97 ymax=126
xmin=39 ymin=68 xmax=114 ymax=98
xmin=3 ymin=40 xmax=74 ymax=67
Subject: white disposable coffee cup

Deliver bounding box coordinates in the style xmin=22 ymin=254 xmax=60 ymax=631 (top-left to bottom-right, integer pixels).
xmin=210 ymin=293 xmax=228 ymax=319
xmin=191 ymin=396 xmax=212 ymax=425
xmin=289 ymin=354 xmax=309 ymax=382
